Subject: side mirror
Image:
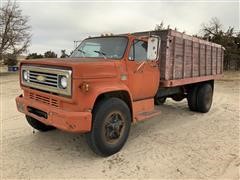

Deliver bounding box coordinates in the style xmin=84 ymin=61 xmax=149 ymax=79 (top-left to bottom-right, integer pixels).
xmin=147 ymin=36 xmax=160 ymax=60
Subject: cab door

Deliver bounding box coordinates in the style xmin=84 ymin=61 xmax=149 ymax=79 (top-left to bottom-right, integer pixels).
xmin=126 ymin=39 xmax=160 ymax=101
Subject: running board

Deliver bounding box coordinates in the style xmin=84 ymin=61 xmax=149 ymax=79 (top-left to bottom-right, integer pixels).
xmin=135 ymin=109 xmax=161 ymax=122
xmin=132 ymin=98 xmax=161 ymax=122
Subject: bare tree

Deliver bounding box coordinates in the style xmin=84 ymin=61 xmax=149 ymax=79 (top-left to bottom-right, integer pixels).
xmin=60 ymin=49 xmax=69 ymax=58
xmin=155 ymin=21 xmax=165 ymax=31
xmin=201 ymin=17 xmax=223 ymax=38
xmin=154 ymin=21 xmax=171 ymax=31
xmin=0 ymin=0 xmax=31 ymax=63
xmin=154 ymin=21 xmax=179 ymax=32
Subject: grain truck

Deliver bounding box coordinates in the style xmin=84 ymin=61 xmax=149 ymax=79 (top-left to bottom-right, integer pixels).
xmin=16 ymin=29 xmax=224 ymax=156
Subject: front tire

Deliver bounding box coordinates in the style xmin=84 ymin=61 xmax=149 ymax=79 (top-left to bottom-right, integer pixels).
xmin=86 ymin=98 xmax=131 ymax=157
xmin=26 ymin=115 xmax=56 ymax=132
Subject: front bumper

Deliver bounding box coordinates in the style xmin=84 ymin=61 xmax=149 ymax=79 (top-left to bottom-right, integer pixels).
xmin=16 ymin=94 xmax=92 ymax=133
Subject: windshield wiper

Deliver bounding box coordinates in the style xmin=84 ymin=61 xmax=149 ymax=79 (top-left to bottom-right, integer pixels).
xmin=78 ymin=49 xmax=86 ymax=54
xmin=94 ymin=50 xmax=107 ymax=59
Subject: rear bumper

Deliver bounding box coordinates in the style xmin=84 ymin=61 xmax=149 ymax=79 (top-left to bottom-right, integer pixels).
xmin=16 ymin=94 xmax=92 ymax=133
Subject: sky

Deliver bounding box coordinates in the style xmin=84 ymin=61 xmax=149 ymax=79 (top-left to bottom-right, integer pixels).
xmin=2 ymin=0 xmax=240 ymax=56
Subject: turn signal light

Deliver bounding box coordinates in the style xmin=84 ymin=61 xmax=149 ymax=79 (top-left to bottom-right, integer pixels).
xmin=80 ymin=82 xmax=89 ymax=92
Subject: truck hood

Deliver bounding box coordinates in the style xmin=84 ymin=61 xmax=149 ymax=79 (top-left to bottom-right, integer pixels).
xmin=20 ymin=58 xmax=118 ymax=79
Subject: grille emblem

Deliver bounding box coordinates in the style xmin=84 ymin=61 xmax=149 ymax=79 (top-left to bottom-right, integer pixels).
xmin=36 ymin=75 xmax=46 ymax=82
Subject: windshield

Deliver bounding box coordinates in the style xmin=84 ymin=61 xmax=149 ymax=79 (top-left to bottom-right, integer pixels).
xmin=70 ymin=37 xmax=128 ymax=59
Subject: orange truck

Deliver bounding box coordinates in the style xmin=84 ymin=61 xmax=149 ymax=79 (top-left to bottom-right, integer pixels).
xmin=16 ymin=29 xmax=224 ymax=156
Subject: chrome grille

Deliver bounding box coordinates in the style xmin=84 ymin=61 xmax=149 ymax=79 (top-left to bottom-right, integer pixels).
xmin=21 ymin=65 xmax=72 ymax=96
xmin=29 ymin=71 xmax=58 ymax=88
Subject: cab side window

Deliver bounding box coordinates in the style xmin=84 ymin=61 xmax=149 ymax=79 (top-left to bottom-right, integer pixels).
xmin=129 ymin=40 xmax=148 ymax=61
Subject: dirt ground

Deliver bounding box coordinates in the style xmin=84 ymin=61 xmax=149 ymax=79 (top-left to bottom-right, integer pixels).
xmin=1 ymin=71 xmax=239 ymax=179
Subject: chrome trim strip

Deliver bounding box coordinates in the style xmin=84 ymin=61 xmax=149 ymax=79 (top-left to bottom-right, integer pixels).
xmin=29 ymin=79 xmax=58 ymax=86
xmin=29 ymin=75 xmax=58 ymax=83
xmin=29 ymin=72 xmax=58 ymax=79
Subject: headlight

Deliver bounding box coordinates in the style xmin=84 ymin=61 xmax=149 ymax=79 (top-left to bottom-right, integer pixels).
xmin=59 ymin=76 xmax=68 ymax=89
xmin=23 ymin=70 xmax=28 ymax=81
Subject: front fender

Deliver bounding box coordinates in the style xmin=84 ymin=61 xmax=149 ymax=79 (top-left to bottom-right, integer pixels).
xmin=78 ymin=81 xmax=133 ymax=112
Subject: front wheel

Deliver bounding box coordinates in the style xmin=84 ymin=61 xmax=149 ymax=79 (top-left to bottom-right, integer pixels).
xmin=86 ymin=98 xmax=131 ymax=157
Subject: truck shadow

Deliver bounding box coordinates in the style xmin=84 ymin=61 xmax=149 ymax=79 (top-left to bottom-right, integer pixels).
xmin=128 ymin=100 xmax=201 ymax=142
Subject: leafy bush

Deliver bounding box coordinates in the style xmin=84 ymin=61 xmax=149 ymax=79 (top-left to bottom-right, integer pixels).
xmin=26 ymin=53 xmax=44 ymax=59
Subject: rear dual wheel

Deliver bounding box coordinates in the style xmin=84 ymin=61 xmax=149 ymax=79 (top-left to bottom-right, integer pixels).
xmin=187 ymin=83 xmax=213 ymax=113
xmin=187 ymin=86 xmax=198 ymax=111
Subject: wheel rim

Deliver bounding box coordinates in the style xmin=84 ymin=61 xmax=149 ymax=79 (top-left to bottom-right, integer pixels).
xmin=103 ymin=111 xmax=125 ymax=144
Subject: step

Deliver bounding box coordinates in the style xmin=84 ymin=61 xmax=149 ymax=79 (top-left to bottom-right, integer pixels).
xmin=135 ymin=109 xmax=161 ymax=122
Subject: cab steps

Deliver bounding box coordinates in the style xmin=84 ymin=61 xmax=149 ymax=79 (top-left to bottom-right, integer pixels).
xmin=135 ymin=109 xmax=160 ymax=122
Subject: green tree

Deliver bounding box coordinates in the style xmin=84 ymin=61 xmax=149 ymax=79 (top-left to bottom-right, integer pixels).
xmin=44 ymin=51 xmax=57 ymax=58
xmin=26 ymin=53 xmax=44 ymax=59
